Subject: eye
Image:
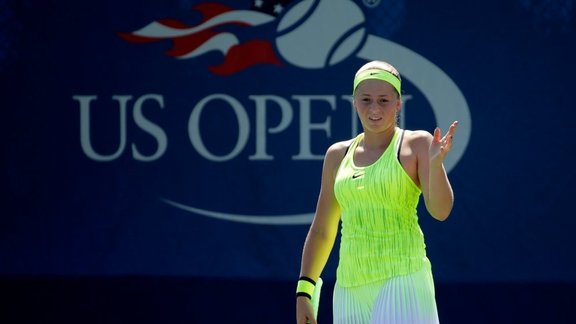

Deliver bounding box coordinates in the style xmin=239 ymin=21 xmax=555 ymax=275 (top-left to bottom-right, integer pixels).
xmin=379 ymin=98 xmax=389 ymax=104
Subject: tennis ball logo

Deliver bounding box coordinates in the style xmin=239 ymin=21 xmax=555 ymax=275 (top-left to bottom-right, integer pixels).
xmin=275 ymin=0 xmax=366 ymax=69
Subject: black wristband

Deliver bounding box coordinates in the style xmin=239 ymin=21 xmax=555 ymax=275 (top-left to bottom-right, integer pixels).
xmin=296 ymin=292 xmax=312 ymax=300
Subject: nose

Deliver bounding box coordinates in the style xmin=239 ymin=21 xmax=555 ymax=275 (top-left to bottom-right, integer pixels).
xmin=368 ymin=101 xmax=379 ymax=112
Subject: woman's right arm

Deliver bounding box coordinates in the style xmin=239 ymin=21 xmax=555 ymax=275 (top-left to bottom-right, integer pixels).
xmin=296 ymin=142 xmax=347 ymax=324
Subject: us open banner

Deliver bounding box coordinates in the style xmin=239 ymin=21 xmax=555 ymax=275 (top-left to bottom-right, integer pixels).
xmin=1 ymin=0 xmax=574 ymax=283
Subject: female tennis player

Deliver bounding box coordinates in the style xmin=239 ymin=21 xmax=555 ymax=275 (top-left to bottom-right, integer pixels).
xmin=296 ymin=60 xmax=458 ymax=324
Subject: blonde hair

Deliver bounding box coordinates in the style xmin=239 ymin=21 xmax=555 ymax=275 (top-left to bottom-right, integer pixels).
xmin=355 ymin=60 xmax=401 ymax=80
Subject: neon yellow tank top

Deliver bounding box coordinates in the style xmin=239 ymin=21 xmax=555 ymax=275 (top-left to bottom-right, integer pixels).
xmin=334 ymin=128 xmax=430 ymax=287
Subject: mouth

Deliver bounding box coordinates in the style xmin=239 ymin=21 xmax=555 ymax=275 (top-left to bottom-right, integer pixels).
xmin=368 ymin=116 xmax=382 ymax=121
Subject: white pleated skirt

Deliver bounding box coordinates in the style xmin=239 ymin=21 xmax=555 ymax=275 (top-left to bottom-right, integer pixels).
xmin=332 ymin=267 xmax=439 ymax=324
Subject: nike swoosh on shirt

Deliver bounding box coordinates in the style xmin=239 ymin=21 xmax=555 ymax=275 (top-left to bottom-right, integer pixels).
xmin=352 ymin=173 xmax=364 ymax=179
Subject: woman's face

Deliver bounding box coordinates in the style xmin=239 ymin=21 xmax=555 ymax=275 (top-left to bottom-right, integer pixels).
xmin=353 ymin=79 xmax=401 ymax=133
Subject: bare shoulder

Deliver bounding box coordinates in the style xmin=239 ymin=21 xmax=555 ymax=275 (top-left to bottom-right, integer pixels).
xmin=404 ymin=129 xmax=433 ymax=148
xmin=325 ymin=139 xmax=354 ymax=162
xmin=326 ymin=139 xmax=354 ymax=158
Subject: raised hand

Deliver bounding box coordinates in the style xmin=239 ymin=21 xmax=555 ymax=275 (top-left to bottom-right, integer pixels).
xmin=429 ymin=121 xmax=458 ymax=165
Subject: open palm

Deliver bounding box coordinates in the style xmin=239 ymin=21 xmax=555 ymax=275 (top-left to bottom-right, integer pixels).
xmin=430 ymin=121 xmax=459 ymax=164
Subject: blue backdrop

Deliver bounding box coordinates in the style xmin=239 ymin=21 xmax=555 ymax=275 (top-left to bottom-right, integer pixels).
xmin=1 ymin=0 xmax=575 ymax=322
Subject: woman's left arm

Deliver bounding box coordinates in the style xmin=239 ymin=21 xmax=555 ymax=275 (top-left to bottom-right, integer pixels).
xmin=418 ymin=121 xmax=459 ymax=221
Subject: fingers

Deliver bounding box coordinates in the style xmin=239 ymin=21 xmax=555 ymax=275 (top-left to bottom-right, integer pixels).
xmin=435 ymin=121 xmax=459 ymax=142
xmin=447 ymin=121 xmax=458 ymax=137
xmin=433 ymin=127 xmax=441 ymax=142
xmin=432 ymin=121 xmax=458 ymax=156
xmin=430 ymin=121 xmax=459 ymax=161
xmin=447 ymin=120 xmax=458 ymax=147
xmin=296 ymin=300 xmax=317 ymax=324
